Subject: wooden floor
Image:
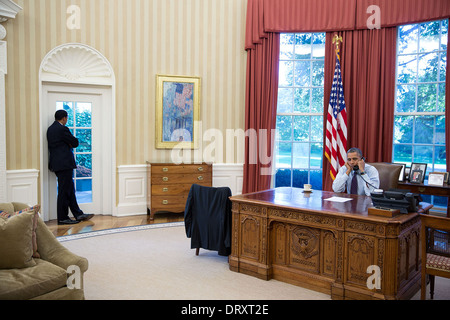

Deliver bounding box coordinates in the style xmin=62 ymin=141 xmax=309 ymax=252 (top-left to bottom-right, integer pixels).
xmin=45 ymin=212 xmax=184 ymax=237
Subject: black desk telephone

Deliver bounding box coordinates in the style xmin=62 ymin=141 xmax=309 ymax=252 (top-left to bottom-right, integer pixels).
xmin=370 ymin=190 xmax=420 ymax=214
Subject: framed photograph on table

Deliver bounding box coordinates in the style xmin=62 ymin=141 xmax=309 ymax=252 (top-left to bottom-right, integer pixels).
xmin=155 ymin=75 xmax=201 ymax=149
xmin=409 ymin=162 xmax=427 ymax=184
xmin=428 ymin=172 xmax=446 ymax=186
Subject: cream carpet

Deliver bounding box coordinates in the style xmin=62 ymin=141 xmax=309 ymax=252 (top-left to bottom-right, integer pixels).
xmin=59 ymin=223 xmax=330 ymax=300
xmin=59 ymin=223 xmax=450 ymax=300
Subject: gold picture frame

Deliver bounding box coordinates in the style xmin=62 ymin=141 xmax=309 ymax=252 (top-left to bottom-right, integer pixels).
xmin=155 ymin=74 xmax=201 ymax=149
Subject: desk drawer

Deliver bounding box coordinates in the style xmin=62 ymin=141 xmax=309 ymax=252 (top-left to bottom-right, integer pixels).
xmin=151 ymin=172 xmax=212 ymax=185
xmin=151 ymin=164 xmax=211 ymax=174
xmin=151 ymin=195 xmax=187 ymax=210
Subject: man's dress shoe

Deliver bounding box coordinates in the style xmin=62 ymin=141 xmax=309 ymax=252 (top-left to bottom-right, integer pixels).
xmin=76 ymin=213 xmax=94 ymax=221
xmin=58 ymin=219 xmax=80 ymax=225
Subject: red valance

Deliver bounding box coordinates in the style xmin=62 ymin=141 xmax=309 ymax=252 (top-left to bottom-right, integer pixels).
xmin=246 ymin=0 xmax=450 ymax=50
xmin=356 ymin=0 xmax=450 ymax=29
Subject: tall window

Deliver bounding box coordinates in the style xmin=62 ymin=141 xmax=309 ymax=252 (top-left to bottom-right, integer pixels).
xmin=394 ymin=20 xmax=448 ymax=207
xmin=275 ymin=33 xmax=326 ymax=189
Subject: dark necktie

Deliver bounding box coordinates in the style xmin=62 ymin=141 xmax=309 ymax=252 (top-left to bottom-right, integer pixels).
xmin=350 ymin=173 xmax=358 ymax=194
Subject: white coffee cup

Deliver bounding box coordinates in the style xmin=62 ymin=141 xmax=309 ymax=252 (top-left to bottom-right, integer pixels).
xmin=304 ymin=184 xmax=312 ymax=191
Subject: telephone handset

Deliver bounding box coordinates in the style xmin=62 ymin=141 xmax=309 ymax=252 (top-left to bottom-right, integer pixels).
xmin=353 ymin=157 xmax=366 ymax=171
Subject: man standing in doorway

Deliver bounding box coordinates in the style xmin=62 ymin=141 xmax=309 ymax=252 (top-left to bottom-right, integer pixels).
xmin=47 ymin=109 xmax=94 ymax=225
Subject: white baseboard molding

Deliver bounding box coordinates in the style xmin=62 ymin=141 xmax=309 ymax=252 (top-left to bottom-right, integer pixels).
xmin=116 ymin=163 xmax=244 ymax=217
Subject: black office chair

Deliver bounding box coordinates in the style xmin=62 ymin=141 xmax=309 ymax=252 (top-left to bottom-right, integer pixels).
xmin=184 ymin=184 xmax=232 ymax=256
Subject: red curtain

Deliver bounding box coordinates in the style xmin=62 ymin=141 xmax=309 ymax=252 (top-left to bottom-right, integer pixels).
xmin=322 ymin=28 xmax=397 ymax=191
xmin=242 ymin=33 xmax=280 ymax=194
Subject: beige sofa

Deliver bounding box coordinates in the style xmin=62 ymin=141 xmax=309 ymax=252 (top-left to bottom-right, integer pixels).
xmin=0 ymin=202 xmax=88 ymax=300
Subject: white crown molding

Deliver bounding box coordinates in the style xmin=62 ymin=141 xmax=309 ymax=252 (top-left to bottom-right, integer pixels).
xmin=0 ymin=0 xmax=21 ymax=22
xmin=40 ymin=43 xmax=114 ymax=85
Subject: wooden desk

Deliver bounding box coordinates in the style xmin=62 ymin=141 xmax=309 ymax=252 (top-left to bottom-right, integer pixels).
xmin=397 ymin=181 xmax=450 ymax=217
xmin=229 ymin=187 xmax=432 ymax=300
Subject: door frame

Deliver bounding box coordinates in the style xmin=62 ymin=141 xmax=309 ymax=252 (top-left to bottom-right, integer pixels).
xmin=39 ymin=43 xmax=116 ymax=221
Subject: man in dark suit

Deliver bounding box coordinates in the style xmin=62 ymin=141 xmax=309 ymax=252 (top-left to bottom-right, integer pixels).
xmin=47 ymin=109 xmax=94 ymax=225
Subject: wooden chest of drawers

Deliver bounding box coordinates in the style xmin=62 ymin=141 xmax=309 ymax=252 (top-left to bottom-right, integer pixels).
xmin=146 ymin=162 xmax=212 ymax=220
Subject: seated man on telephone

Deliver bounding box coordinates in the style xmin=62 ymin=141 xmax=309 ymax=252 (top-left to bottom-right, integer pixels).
xmin=332 ymin=147 xmax=379 ymax=196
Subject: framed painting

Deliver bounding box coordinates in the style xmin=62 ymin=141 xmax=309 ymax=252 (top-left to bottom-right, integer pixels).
xmin=155 ymin=75 xmax=200 ymax=149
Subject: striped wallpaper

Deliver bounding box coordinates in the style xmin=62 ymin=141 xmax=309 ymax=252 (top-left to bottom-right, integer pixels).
xmin=4 ymin=0 xmax=247 ymax=170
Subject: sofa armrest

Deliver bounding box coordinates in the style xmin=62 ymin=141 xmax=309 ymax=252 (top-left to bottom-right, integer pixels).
xmin=36 ymin=218 xmax=88 ymax=273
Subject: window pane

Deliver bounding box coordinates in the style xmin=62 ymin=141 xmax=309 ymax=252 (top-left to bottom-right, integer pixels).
xmin=394 ymin=116 xmax=413 ymax=143
xmin=438 ymin=83 xmax=446 ymax=112
xmin=293 ymin=116 xmax=309 ymax=142
xmin=293 ymin=143 xmax=309 ymax=168
xmin=294 ymin=88 xmax=310 ymax=113
xmin=276 ymin=142 xmax=292 ymax=168
xmin=414 ymin=116 xmax=434 ymax=144
xmin=441 ymin=20 xmax=448 ymax=51
xmin=58 ymin=101 xmax=74 ymax=127
xmin=76 ymin=102 xmax=92 ymax=127
xmin=419 ymin=21 xmax=440 ymax=53
xmin=278 ymin=88 xmax=293 ymax=113
xmin=280 ymin=34 xmax=294 ymax=59
xmin=310 ymin=170 xmax=323 ymax=190
xmin=279 ymin=61 xmax=294 ymax=86
xmin=435 ymin=116 xmax=445 ymax=145
xmin=393 ymin=144 xmax=412 ymax=164
xmin=293 ymin=169 xmax=308 ymax=188
xmin=413 ymin=145 xmax=433 ymax=165
xmin=76 ymin=129 xmax=92 ymax=152
xmin=76 ymin=154 xmax=92 ymax=176
xmin=312 ymin=60 xmax=324 ymax=86
xmin=435 ymin=146 xmax=446 ymax=169
xmin=275 ymin=168 xmax=291 ymax=187
xmin=311 ymin=88 xmax=324 ymax=113
xmin=310 ymin=143 xmax=323 ymax=169
xmin=76 ymin=179 xmax=92 ymax=204
xmin=398 ymin=25 xmax=418 ymax=54
xmin=276 ymin=116 xmax=292 ymax=141
xmin=397 ymin=55 xmax=417 ymax=84
xmin=440 ymin=53 xmax=447 ymax=82
xmin=295 ymin=34 xmax=311 ymax=59
xmin=418 ymin=52 xmax=438 ymax=82
xmin=294 ymin=61 xmax=310 ymax=86
xmin=396 ymin=85 xmax=416 ymax=112
xmin=310 ymin=116 xmax=323 ymax=142
xmin=312 ymin=33 xmax=326 ymax=59
xmin=417 ymin=84 xmax=437 ymax=112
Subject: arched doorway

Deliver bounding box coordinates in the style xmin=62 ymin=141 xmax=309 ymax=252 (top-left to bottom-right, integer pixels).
xmin=39 ymin=43 xmax=116 ymax=221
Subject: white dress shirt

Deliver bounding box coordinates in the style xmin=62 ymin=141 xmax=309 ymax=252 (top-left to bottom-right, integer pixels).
xmin=332 ymin=164 xmax=380 ymax=196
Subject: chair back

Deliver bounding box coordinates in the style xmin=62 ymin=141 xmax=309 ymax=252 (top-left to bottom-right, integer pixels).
xmin=420 ymin=214 xmax=450 ymax=299
xmin=369 ymin=162 xmax=403 ymax=191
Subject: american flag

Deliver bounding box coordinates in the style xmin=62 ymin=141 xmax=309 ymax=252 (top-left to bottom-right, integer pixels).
xmin=325 ymin=50 xmax=347 ymax=180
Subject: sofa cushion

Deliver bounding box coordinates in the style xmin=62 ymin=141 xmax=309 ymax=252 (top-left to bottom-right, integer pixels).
xmin=0 ymin=204 xmax=40 ymax=259
xmin=0 ymin=203 xmax=14 ymax=214
xmin=0 ymin=211 xmax=37 ymax=269
xmin=0 ymin=259 xmax=68 ymax=300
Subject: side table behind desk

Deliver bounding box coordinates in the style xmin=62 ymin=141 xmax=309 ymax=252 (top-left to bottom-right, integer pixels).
xmin=397 ymin=181 xmax=450 ymax=217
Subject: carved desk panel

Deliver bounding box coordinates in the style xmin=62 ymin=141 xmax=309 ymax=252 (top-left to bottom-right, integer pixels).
xmin=229 ymin=187 xmax=431 ymax=300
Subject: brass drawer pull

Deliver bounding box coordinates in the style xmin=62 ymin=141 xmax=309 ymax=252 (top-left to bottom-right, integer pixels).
xmin=198 ymin=176 xmax=204 ymax=181
xmin=162 ymin=200 xmax=169 ymax=205
xmin=163 ymin=167 xmax=169 ymax=172
xmin=162 ymin=177 xmax=169 ymax=182
xmin=163 ymin=187 xmax=168 ymax=192
xmin=198 ymin=167 xmax=204 ymax=172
